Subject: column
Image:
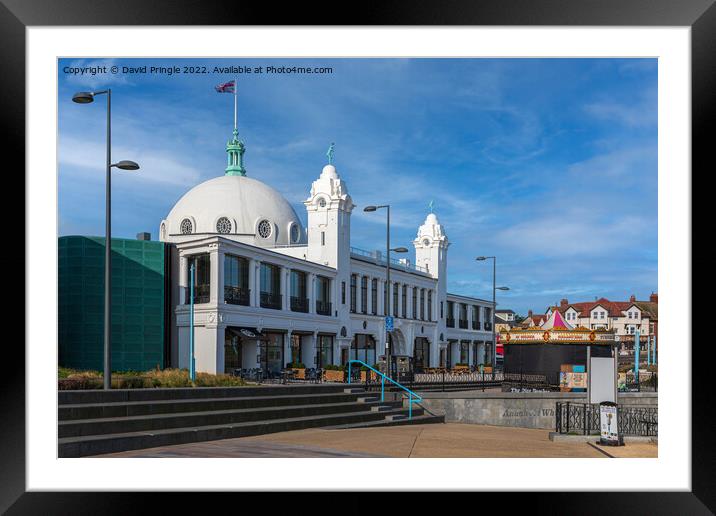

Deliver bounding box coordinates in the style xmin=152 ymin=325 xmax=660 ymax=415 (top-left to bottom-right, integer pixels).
xmin=249 ymin=259 xmax=259 ymax=307
xmin=308 ymin=273 xmax=316 ymax=314
xmin=366 ymin=275 xmax=373 ymax=315
xmin=406 ymin=286 xmax=413 ymax=320
xmin=304 ymin=333 xmax=318 ymax=367
xmin=209 ymin=247 xmax=223 ymax=304
xmin=377 ymin=278 xmax=385 ymax=316
xmin=285 ymin=331 xmax=292 ymax=367
xmin=281 ymin=266 xmax=290 ymax=311
xmin=179 ymin=254 xmax=188 ymax=304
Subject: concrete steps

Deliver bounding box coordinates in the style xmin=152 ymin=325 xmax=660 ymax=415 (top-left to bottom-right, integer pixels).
xmin=58 ymin=384 xmax=437 ymax=457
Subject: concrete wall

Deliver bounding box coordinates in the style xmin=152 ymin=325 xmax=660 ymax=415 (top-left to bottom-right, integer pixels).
xmin=418 ymin=391 xmax=657 ymax=430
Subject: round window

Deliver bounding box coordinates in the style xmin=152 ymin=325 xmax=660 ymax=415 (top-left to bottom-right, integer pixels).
xmin=290 ymin=223 xmax=300 ymax=243
xmin=422 ymin=238 xmax=430 ymax=247
xmin=257 ymin=219 xmax=272 ymax=239
xmin=318 ymin=198 xmax=327 ymax=208
xmin=216 ymin=217 xmax=232 ymax=234
xmin=180 ymin=218 xmax=193 ymax=234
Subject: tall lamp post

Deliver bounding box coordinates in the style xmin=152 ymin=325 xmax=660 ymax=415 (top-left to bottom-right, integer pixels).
xmin=364 ymin=204 xmax=407 ymax=379
xmin=72 ymin=90 xmax=140 ymax=390
xmin=476 ymin=256 xmax=509 ymax=369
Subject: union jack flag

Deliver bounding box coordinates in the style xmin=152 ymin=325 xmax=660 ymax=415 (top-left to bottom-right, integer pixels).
xmin=215 ymin=80 xmax=235 ymax=93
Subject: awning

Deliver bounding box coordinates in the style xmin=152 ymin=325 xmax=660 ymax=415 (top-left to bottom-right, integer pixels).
xmin=228 ymin=327 xmax=265 ymax=339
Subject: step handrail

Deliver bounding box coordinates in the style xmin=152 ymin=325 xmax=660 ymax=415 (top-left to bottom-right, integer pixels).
xmin=347 ymin=359 xmax=422 ymax=420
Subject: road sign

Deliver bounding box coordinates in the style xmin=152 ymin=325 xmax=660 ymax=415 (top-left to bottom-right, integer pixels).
xmin=385 ymin=316 xmax=394 ymax=332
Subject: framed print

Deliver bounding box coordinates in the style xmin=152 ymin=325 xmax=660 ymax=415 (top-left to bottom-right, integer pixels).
xmin=4 ymin=0 xmax=712 ymax=512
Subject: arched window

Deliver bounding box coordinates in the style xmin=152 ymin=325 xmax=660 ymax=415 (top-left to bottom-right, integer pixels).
xmin=180 ymin=218 xmax=193 ymax=234
xmin=216 ymin=217 xmax=232 ymax=234
xmin=257 ymin=220 xmax=272 ymax=239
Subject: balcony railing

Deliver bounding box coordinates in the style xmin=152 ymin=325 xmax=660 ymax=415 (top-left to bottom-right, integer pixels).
xmin=224 ymin=286 xmax=250 ymax=306
xmin=472 ymin=321 xmax=481 ymax=330
xmin=446 ymin=317 xmax=455 ymax=328
xmin=260 ymin=291 xmax=282 ymax=310
xmin=290 ymin=296 xmax=309 ymax=313
xmin=316 ymin=299 xmax=332 ymax=316
xmin=186 ymin=284 xmax=210 ymax=304
xmin=459 ymin=319 xmax=468 ymax=329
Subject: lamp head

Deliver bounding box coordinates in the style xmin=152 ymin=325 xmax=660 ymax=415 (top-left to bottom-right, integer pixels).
xmin=363 ymin=205 xmax=377 ymax=212
xmin=393 ymin=247 xmax=409 ymax=253
xmin=113 ymin=160 xmax=140 ymax=171
xmin=497 ymin=286 xmax=510 ymax=291
xmin=476 ymin=256 xmax=487 ymax=261
xmin=72 ymin=92 xmax=95 ymax=104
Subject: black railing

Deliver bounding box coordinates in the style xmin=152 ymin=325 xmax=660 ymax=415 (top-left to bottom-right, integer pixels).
xmin=316 ymin=299 xmax=332 ymax=316
xmin=446 ymin=317 xmax=455 ymax=327
xmin=186 ymin=284 xmax=210 ymax=304
xmin=472 ymin=321 xmax=481 ymax=330
xmin=290 ymin=296 xmax=309 ymax=313
xmin=260 ymin=291 xmax=282 ymax=310
xmin=224 ymin=286 xmax=250 ymax=306
xmin=459 ymin=319 xmax=468 ymax=329
xmin=556 ymin=402 xmax=658 ymax=436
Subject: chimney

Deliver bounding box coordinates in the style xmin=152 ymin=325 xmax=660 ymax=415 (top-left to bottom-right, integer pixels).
xmin=560 ymin=298 xmax=569 ymax=308
xmin=528 ymin=309 xmax=533 ymax=317
xmin=650 ymin=292 xmax=658 ymax=303
xmin=629 ymin=294 xmax=636 ymax=303
xmin=136 ymin=232 xmax=151 ymax=241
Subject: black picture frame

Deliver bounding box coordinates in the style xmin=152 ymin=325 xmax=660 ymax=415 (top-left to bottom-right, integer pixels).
xmin=4 ymin=0 xmax=710 ymax=512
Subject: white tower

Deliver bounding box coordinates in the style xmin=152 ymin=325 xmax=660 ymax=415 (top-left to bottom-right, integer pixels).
xmin=414 ymin=211 xmax=449 ymax=366
xmin=304 ymin=163 xmax=354 ymax=268
xmin=413 ymin=212 xmax=448 ymax=280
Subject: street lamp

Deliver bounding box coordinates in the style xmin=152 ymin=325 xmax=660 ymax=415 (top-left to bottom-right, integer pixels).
xmin=73 ymin=89 xmax=140 ymax=390
xmin=364 ymin=205 xmax=407 ymax=379
xmin=476 ymin=256 xmax=509 ymax=370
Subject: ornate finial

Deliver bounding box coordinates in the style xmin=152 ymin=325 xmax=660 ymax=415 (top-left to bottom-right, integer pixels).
xmin=225 ymin=128 xmax=246 ymax=176
xmin=428 ymin=200 xmax=434 ymax=213
xmin=326 ymin=142 xmax=335 ymax=165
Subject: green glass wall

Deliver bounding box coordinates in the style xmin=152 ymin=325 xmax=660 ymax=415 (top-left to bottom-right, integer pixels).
xmin=58 ymin=236 xmax=166 ymax=372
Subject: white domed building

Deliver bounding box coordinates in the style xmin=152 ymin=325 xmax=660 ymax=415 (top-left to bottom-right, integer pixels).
xmin=161 ymin=128 xmax=495 ymax=377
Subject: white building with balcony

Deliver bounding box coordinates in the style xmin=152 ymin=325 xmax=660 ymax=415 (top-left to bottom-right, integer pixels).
xmin=160 ymin=128 xmax=495 ymax=376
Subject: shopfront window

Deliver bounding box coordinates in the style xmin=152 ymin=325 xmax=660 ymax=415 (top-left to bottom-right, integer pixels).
xmin=351 ymin=334 xmax=376 ymax=366
xmin=224 ymin=329 xmax=242 ymax=374
xmin=289 ymin=334 xmax=302 ymax=366
xmin=260 ymin=332 xmax=284 ymax=375
xmin=414 ymin=337 xmax=430 ymax=372
xmin=317 ymin=334 xmax=334 ymax=368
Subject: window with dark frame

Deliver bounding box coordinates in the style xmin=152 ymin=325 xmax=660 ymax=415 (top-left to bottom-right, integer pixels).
xmin=350 ymin=274 xmax=357 ymax=313
xmin=371 ymin=278 xmax=378 ymax=315
xmin=360 ymin=276 xmax=368 ymax=314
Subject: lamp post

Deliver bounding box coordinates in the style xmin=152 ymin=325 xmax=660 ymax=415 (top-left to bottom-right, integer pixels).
xmin=73 ymin=90 xmax=139 ymax=390
xmin=364 ymin=205 xmax=407 ymax=379
xmin=476 ymin=256 xmax=509 ymax=370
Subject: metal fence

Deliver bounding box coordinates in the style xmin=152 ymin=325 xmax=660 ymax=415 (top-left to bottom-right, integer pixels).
xmin=555 ymin=402 xmax=658 ymax=436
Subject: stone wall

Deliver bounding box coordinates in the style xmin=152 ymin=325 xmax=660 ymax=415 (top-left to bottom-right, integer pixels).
xmin=418 ymin=391 xmax=657 ymax=430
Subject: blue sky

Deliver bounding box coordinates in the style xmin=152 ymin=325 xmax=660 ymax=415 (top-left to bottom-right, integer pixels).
xmin=58 ymin=58 xmax=657 ymax=316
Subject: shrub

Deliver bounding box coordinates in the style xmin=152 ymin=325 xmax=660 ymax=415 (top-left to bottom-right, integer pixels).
xmin=323 ymin=364 xmax=344 ymax=371
xmin=286 ymin=362 xmax=306 ymax=369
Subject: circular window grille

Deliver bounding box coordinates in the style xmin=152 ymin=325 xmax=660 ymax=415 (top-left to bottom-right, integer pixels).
xmin=318 ymin=198 xmax=327 ymax=208
xmin=216 ymin=217 xmax=232 ymax=234
xmin=257 ymin=220 xmax=272 ymax=239
xmin=290 ymin=224 xmax=300 ymax=243
xmin=180 ymin=218 xmax=193 ymax=234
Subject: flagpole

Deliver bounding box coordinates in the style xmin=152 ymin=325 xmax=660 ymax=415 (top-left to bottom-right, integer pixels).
xmin=233 ymin=77 xmax=238 ymax=133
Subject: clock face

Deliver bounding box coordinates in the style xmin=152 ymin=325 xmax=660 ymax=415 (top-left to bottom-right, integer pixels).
xmin=423 ymin=238 xmax=431 ymax=247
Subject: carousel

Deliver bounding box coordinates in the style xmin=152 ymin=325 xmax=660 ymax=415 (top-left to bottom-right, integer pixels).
xmin=501 ymin=310 xmax=618 ymax=390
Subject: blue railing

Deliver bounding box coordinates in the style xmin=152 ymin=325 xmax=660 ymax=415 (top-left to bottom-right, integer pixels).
xmin=347 ymin=359 xmax=423 ymax=420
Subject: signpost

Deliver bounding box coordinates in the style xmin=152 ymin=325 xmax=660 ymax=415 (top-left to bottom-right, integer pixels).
xmin=634 ymin=328 xmax=640 ymax=390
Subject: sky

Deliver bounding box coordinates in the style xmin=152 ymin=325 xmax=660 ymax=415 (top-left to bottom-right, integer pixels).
xmin=57 ymin=58 xmax=658 ymax=316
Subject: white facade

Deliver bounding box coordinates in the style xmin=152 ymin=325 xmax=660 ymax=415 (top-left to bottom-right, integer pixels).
xmin=161 ymin=140 xmax=494 ymax=375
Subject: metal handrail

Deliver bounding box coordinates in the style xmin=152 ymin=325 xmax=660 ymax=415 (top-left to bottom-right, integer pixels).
xmin=347 ymin=359 xmax=423 ymax=420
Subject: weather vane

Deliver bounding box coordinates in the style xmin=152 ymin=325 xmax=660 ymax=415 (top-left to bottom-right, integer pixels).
xmin=326 ymin=142 xmax=335 ymax=165
xmin=428 ymin=200 xmax=435 ymax=213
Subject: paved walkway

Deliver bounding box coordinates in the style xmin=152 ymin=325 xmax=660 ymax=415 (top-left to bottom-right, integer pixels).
xmin=97 ymin=423 xmax=658 ymax=458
